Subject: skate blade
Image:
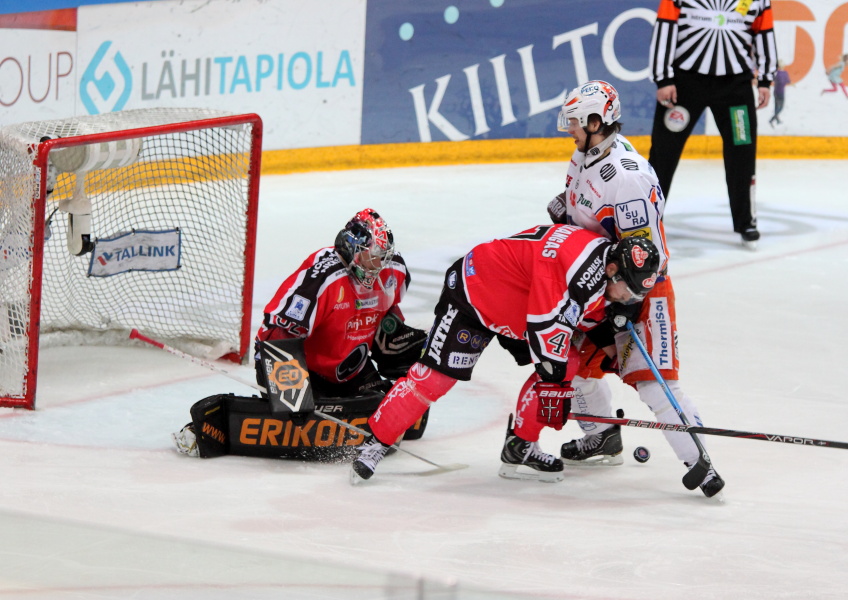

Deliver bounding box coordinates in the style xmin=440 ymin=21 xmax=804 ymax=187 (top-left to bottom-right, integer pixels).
xmin=742 ymin=239 xmax=758 ymax=251
xmin=350 ymin=463 xmax=468 ymax=485
xmin=498 ymin=463 xmax=564 ymax=483
xmin=704 ymin=490 xmax=726 ymax=504
xmin=562 ymin=453 xmax=623 ymax=467
xmin=349 ymin=467 xmax=369 ymax=486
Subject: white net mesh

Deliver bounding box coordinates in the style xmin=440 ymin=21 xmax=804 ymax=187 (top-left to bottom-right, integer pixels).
xmin=0 ymin=108 xmax=259 ymax=407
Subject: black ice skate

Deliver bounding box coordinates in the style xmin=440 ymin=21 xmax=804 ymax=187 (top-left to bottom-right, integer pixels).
xmin=699 ymin=467 xmax=726 ymax=499
xmin=498 ymin=415 xmax=564 ymax=483
xmin=350 ymin=435 xmax=391 ymax=484
xmin=741 ymin=227 xmax=760 ymax=250
xmin=560 ymin=424 xmax=623 ymax=466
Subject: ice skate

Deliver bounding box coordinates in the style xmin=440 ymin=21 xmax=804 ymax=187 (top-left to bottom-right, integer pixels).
xmin=350 ymin=435 xmax=391 ymax=483
xmin=172 ymin=423 xmax=199 ymax=457
xmin=740 ymin=227 xmax=760 ymax=250
xmin=699 ymin=467 xmax=725 ymax=499
xmin=498 ymin=415 xmax=564 ymax=483
xmin=560 ymin=424 xmax=623 ymax=466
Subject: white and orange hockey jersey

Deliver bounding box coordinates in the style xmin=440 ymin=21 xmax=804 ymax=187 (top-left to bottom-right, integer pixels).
xmin=548 ymin=134 xmax=679 ymax=383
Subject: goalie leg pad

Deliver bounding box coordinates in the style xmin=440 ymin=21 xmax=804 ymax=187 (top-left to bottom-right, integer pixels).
xmin=188 ymin=394 xmax=231 ymax=458
xmin=186 ymin=392 xmax=389 ymax=461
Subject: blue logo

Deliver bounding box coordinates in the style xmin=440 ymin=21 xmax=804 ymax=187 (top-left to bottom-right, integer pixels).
xmin=80 ymin=41 xmax=132 ymax=115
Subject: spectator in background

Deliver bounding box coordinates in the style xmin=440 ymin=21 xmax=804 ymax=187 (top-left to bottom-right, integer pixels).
xmin=822 ymin=54 xmax=848 ymax=98
xmin=769 ymin=61 xmax=791 ymax=127
xmin=648 ymin=0 xmax=778 ymax=249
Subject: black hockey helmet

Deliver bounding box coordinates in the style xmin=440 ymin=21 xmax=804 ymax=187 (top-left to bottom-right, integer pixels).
xmin=334 ymin=208 xmax=395 ymax=289
xmin=607 ymin=237 xmax=660 ymax=298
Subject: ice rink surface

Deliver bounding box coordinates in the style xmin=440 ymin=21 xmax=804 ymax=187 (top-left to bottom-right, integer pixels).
xmin=1 ymin=157 xmax=847 ymax=599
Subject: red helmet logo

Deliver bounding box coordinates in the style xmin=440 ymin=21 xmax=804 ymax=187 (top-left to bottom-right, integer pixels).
xmin=642 ymin=274 xmax=657 ymax=289
xmin=631 ymin=245 xmax=648 ymax=268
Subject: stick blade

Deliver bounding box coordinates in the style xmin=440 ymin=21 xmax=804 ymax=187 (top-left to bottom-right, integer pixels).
xmin=682 ymin=455 xmax=711 ymax=490
xmin=383 ymin=463 xmax=469 ymax=478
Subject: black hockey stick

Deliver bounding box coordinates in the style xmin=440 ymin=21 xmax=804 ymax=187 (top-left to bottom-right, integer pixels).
xmin=570 ymin=413 xmax=848 ymax=450
xmin=129 ymin=329 xmax=467 ymax=475
xmin=625 ymin=322 xmax=711 ymax=490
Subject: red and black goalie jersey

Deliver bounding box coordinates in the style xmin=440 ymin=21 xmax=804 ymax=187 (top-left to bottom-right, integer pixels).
xmin=256 ymin=247 xmax=410 ymax=384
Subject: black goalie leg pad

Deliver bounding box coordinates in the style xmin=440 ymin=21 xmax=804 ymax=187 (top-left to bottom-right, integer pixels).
xmin=228 ymin=391 xmax=384 ymax=461
xmin=186 ymin=388 xmax=427 ymax=461
xmin=257 ymin=338 xmax=315 ymax=415
xmin=189 ymin=394 xmax=232 ymax=458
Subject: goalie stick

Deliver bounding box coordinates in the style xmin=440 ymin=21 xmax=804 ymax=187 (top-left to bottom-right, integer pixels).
xmin=128 ymin=329 xmax=467 ymax=475
xmin=570 ymin=413 xmax=848 ymax=450
xmin=625 ymin=321 xmax=712 ymax=490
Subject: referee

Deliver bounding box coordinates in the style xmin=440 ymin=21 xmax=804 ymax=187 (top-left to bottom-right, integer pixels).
xmin=648 ymin=0 xmax=778 ymax=248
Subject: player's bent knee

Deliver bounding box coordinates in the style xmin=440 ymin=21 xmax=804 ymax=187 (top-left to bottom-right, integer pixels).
xmin=406 ymin=363 xmax=457 ymax=405
xmin=636 ymin=380 xmax=697 ymax=417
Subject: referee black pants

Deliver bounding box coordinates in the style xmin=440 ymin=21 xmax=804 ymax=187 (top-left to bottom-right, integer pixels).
xmin=649 ymin=71 xmax=758 ymax=234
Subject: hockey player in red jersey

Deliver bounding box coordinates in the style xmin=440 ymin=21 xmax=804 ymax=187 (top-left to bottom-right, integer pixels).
xmin=172 ymin=209 xmax=428 ymax=461
xmin=546 ymin=80 xmax=724 ymax=497
xmin=255 ymin=208 xmax=425 ymax=397
xmin=350 ymin=226 xmax=661 ymax=483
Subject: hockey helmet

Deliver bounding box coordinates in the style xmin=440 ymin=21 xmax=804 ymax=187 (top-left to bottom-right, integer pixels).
xmin=607 ymin=237 xmax=660 ymax=299
xmin=558 ymin=80 xmax=622 ymax=130
xmin=334 ymin=208 xmax=395 ymax=289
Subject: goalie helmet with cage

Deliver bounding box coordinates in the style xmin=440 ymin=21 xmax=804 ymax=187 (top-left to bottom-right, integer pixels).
xmin=557 ymin=80 xmax=622 ymax=130
xmin=608 ymin=237 xmax=660 ymax=301
xmin=334 ymin=208 xmax=395 ymax=289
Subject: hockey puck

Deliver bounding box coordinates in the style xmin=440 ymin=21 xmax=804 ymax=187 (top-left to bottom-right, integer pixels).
xmin=663 ymin=105 xmax=690 ymax=132
xmin=633 ymin=446 xmax=650 ymax=463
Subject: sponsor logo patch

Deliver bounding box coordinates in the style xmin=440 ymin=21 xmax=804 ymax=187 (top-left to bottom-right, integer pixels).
xmin=616 ymin=199 xmax=649 ymax=231
xmin=88 ymin=229 xmax=181 ymax=277
xmin=285 ymin=295 xmax=310 ymax=320
xmin=464 ymin=252 xmax=476 ymax=276
xmin=448 ymin=352 xmax=480 ymax=369
xmin=355 ymin=297 xmax=379 ymax=309
xmin=600 ymin=164 xmax=616 ymax=182
xmin=649 ymin=297 xmax=672 ymax=368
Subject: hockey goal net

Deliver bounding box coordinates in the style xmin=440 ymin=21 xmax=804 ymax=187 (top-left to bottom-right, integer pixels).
xmin=0 ymin=108 xmax=262 ymax=409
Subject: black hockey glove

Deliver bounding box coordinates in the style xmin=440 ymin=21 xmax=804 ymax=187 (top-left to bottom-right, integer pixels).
xmin=372 ymin=313 xmax=427 ymax=380
xmin=547 ymin=192 xmax=569 ymax=224
xmin=534 ymin=360 xmax=567 ymax=383
xmin=606 ymin=301 xmax=642 ymax=333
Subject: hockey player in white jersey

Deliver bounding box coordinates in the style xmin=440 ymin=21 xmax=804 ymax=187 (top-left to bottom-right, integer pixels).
xmin=546 ymin=80 xmax=724 ymax=498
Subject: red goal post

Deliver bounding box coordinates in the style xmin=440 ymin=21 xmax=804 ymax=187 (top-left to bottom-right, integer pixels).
xmin=0 ymin=108 xmax=262 ymax=409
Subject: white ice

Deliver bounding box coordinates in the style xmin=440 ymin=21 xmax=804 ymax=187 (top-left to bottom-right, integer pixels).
xmin=1 ymin=158 xmax=847 ymax=599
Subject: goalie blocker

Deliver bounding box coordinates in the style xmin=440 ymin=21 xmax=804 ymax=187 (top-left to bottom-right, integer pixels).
xmin=186 ymin=336 xmax=428 ymax=461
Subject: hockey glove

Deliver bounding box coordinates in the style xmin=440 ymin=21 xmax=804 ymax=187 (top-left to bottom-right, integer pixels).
xmin=600 ymin=354 xmax=620 ymax=375
xmin=373 ymin=313 xmax=428 ymax=380
xmin=606 ymin=301 xmax=642 ymax=333
xmin=534 ymin=381 xmax=574 ymax=431
xmin=547 ymin=192 xmax=569 ymax=224
xmin=534 ymin=360 xmax=567 ymax=383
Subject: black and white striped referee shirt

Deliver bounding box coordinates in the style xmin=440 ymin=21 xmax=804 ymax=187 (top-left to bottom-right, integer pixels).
xmin=649 ymin=0 xmax=778 ymax=88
